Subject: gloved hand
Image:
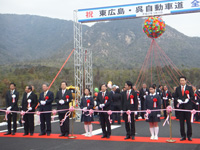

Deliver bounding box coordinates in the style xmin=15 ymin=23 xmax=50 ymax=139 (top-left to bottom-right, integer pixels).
xmin=28 ymin=107 xmax=32 ymax=111
xmin=7 ymin=106 xmax=12 ymax=111
xmin=163 ymin=97 xmax=167 ymax=100
xmin=82 ymin=107 xmax=87 ymax=112
xmin=157 ymin=114 xmax=161 ymax=117
xmin=134 ymin=111 xmax=137 ymax=115
xmin=27 ymin=99 xmax=32 ymax=103
xmin=94 ymin=101 xmax=97 ymax=106
xmin=143 ymin=95 xmax=146 ymax=99
xmin=196 ymin=102 xmax=199 ymax=105
xmin=95 ymin=106 xmax=98 ymax=110
xmin=184 ymin=98 xmax=189 ymax=103
xmin=59 ymin=99 xmax=65 ymax=105
xmin=177 ymin=99 xmax=183 ymax=104
xmin=40 ymin=101 xmax=46 ymax=105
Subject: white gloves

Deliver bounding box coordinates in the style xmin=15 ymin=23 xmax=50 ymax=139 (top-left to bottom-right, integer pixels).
xmin=184 ymin=98 xmax=189 ymax=103
xmin=28 ymin=107 xmax=32 ymax=111
xmin=95 ymin=106 xmax=98 ymax=110
xmin=99 ymin=104 xmax=105 ymax=108
xmin=196 ymin=102 xmax=199 ymax=105
xmin=143 ymin=95 xmax=146 ymax=99
xmin=40 ymin=101 xmax=46 ymax=105
xmin=7 ymin=106 xmax=12 ymax=111
xmin=27 ymin=99 xmax=32 ymax=103
xmin=59 ymin=99 xmax=65 ymax=105
xmin=134 ymin=111 xmax=137 ymax=115
xmin=94 ymin=101 xmax=97 ymax=106
xmin=83 ymin=107 xmax=87 ymax=112
xmin=163 ymin=97 xmax=167 ymax=100
xmin=157 ymin=114 xmax=161 ymax=117
xmin=177 ymin=99 xmax=183 ymax=104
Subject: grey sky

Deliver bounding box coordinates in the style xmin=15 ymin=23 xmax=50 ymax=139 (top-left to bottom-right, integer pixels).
xmin=0 ymin=0 xmax=200 ymax=37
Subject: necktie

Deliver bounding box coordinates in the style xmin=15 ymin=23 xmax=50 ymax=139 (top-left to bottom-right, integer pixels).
xmin=127 ymin=91 xmax=129 ymax=100
xmin=44 ymin=92 xmax=46 ymax=98
xmin=182 ymin=86 xmax=184 ymax=96
xmin=102 ymin=92 xmax=104 ymax=99
xmin=62 ymin=90 xmax=65 ymax=96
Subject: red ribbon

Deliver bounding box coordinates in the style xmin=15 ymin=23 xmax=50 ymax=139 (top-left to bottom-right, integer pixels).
xmin=153 ymin=98 xmax=157 ymax=108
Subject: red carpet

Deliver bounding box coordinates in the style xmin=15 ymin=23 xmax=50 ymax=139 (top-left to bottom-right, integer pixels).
xmin=0 ymin=133 xmax=199 ymax=144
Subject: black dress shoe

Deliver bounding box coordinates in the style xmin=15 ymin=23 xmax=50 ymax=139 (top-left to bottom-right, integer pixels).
xmin=12 ymin=132 xmax=15 ymax=135
xmin=4 ymin=132 xmax=11 ymax=135
xmin=59 ymin=134 xmax=64 ymax=137
xmin=101 ymin=135 xmax=107 ymax=138
xmin=39 ymin=133 xmax=46 ymax=136
xmin=180 ymin=137 xmax=186 ymax=141
xmin=188 ymin=137 xmax=192 ymax=141
xmin=23 ymin=134 xmax=28 ymax=136
xmin=106 ymin=135 xmax=110 ymax=139
xmin=124 ymin=136 xmax=130 ymax=140
xmin=47 ymin=133 xmax=51 ymax=136
xmin=132 ymin=136 xmax=135 ymax=140
xmin=64 ymin=133 xmax=69 ymax=137
xmin=30 ymin=133 xmax=34 ymax=136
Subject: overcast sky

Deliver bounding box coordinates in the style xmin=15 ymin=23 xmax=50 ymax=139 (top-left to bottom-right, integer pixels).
xmin=0 ymin=0 xmax=200 ymax=37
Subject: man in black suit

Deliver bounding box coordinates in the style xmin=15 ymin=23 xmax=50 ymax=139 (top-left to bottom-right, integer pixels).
xmin=161 ymin=85 xmax=172 ymax=119
xmin=112 ymin=88 xmax=122 ymax=124
xmin=55 ymin=81 xmax=72 ymax=137
xmin=39 ymin=83 xmax=54 ymax=136
xmin=21 ymin=85 xmax=37 ymax=136
xmin=139 ymin=83 xmax=149 ymax=119
xmin=4 ymin=83 xmax=19 ymax=135
xmin=174 ymin=76 xmax=194 ymax=141
xmin=96 ymin=83 xmax=111 ymax=138
xmin=122 ymin=81 xmax=138 ymax=140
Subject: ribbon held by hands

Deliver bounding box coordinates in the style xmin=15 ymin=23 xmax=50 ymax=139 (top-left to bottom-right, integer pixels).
xmin=126 ymin=110 xmax=131 ymax=123
xmin=51 ymin=109 xmax=57 ymax=121
xmin=163 ymin=106 xmax=173 ymax=126
xmin=4 ymin=110 xmax=10 ymax=121
xmin=145 ymin=109 xmax=151 ymax=120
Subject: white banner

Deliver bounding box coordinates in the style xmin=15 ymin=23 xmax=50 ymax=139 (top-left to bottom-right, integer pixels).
xmin=77 ymin=0 xmax=200 ymax=23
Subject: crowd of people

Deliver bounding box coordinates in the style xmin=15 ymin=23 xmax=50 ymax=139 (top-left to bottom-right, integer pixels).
xmin=3 ymin=76 xmax=200 ymax=141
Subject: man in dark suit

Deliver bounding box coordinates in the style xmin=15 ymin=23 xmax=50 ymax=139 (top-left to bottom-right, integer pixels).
xmin=174 ymin=76 xmax=194 ymax=141
xmin=96 ymin=83 xmax=111 ymax=138
xmin=39 ymin=83 xmax=54 ymax=136
xmin=139 ymin=83 xmax=149 ymax=119
xmin=112 ymin=88 xmax=122 ymax=124
xmin=122 ymin=81 xmax=138 ymax=140
xmin=161 ymin=85 xmax=172 ymax=119
xmin=55 ymin=81 xmax=72 ymax=137
xmin=4 ymin=83 xmax=19 ymax=135
xmin=21 ymin=85 xmax=37 ymax=136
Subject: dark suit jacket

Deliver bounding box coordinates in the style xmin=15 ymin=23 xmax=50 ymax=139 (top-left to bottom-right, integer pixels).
xmin=97 ymin=91 xmax=111 ymax=110
xmin=161 ymin=90 xmax=172 ymax=106
xmin=21 ymin=92 xmax=38 ymax=112
xmin=39 ymin=91 xmax=54 ymax=111
xmin=174 ymin=85 xmax=194 ymax=110
xmin=5 ymin=90 xmax=19 ymax=111
xmin=55 ymin=89 xmax=72 ymax=113
xmin=122 ymin=90 xmax=138 ymax=111
xmin=139 ymin=88 xmax=149 ymax=103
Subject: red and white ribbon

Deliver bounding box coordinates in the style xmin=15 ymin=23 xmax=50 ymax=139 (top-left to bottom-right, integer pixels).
xmin=51 ymin=109 xmax=57 ymax=121
xmin=126 ymin=110 xmax=131 ymax=123
xmin=191 ymin=109 xmax=196 ymax=123
xmin=145 ymin=109 xmax=151 ymax=120
xmin=163 ymin=106 xmax=173 ymax=126
xmin=20 ymin=111 xmax=26 ymax=123
xmin=12 ymin=95 xmax=16 ymax=103
xmin=107 ymin=110 xmax=112 ymax=124
xmin=4 ymin=110 xmax=10 ymax=121
xmin=60 ymin=111 xmax=71 ymax=126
